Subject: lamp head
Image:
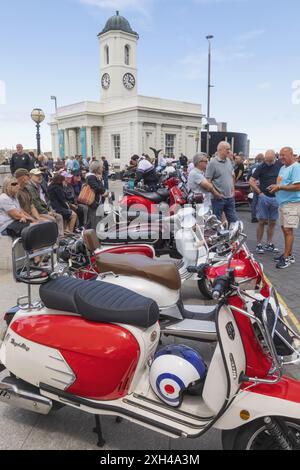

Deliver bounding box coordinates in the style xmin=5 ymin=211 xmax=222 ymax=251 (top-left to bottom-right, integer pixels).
xmin=31 ymin=108 xmax=45 ymax=124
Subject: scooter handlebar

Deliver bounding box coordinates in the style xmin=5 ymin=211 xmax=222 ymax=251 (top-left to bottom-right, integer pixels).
xmin=212 ymin=277 xmax=230 ymax=300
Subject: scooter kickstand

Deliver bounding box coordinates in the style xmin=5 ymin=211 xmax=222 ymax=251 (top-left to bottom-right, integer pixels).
xmin=93 ymin=415 xmax=106 ymax=448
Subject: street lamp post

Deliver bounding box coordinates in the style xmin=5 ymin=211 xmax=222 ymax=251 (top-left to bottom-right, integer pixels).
xmin=31 ymin=108 xmax=45 ymax=156
xmin=206 ymin=35 xmax=214 ymax=157
xmin=51 ymin=96 xmax=57 ymax=112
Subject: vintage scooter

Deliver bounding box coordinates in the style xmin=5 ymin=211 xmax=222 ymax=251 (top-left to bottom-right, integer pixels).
xmin=121 ymin=170 xmax=190 ymax=217
xmin=1 ymin=222 xmax=300 ymax=450
xmin=95 ymin=209 xmax=264 ymax=323
xmin=55 ymin=208 xmax=262 ymax=307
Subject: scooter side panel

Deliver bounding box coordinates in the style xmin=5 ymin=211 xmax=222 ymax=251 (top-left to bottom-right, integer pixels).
xmin=10 ymin=315 xmax=140 ymax=401
xmin=98 ymin=245 xmax=155 ymax=258
xmin=1 ymin=329 xmax=76 ymax=392
xmin=98 ymin=276 xmax=180 ymax=309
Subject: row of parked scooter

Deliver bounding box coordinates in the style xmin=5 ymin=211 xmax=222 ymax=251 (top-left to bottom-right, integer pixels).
xmin=0 ymin=182 xmax=300 ymax=449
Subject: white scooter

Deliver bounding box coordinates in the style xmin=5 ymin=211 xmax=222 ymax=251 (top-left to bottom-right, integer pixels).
xmin=95 ymin=209 xmax=261 ymax=341
xmin=1 ymin=222 xmax=300 ymax=450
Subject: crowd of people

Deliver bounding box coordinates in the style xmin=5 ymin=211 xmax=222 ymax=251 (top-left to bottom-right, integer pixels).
xmin=1 ymin=142 xmax=300 ymax=271
xmin=0 ymin=145 xmax=110 ymax=244
xmin=186 ymin=143 xmax=300 ymax=270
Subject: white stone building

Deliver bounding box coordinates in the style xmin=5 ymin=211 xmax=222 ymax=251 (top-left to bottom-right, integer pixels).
xmin=49 ymin=12 xmax=202 ymax=167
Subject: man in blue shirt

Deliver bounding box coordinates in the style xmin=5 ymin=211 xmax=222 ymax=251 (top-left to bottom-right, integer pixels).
xmin=250 ymin=150 xmax=282 ymax=254
xmin=269 ymin=147 xmax=300 ymax=269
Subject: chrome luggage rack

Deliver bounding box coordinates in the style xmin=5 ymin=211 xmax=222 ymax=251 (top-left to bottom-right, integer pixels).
xmin=233 ymin=286 xmax=300 ymax=386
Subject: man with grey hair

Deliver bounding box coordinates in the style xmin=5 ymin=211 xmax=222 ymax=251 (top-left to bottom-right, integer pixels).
xmin=206 ymin=142 xmax=238 ymax=224
xmin=250 ymin=150 xmax=282 ymax=254
xmin=188 ymin=153 xmax=223 ymax=208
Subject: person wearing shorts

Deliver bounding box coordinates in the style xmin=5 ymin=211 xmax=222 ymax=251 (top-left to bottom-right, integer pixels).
xmin=250 ymin=150 xmax=282 ymax=254
xmin=269 ymin=147 xmax=300 ymax=269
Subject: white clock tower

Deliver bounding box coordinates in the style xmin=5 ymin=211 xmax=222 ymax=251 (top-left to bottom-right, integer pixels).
xmin=98 ymin=11 xmax=139 ymax=102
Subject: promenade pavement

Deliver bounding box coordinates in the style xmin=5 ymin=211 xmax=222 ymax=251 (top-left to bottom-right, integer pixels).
xmin=0 ymin=182 xmax=299 ymax=450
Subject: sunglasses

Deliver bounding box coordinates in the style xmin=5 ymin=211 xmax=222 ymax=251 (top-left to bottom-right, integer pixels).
xmin=11 ymin=182 xmax=19 ymax=187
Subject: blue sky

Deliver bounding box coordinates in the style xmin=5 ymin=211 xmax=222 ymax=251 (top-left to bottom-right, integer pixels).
xmin=0 ymin=0 xmax=300 ymax=154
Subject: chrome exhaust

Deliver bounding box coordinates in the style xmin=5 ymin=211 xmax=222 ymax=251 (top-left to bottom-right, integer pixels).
xmin=0 ymin=377 xmax=52 ymax=415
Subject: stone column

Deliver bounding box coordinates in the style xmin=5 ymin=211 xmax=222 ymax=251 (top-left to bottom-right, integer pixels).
xmin=64 ymin=129 xmax=70 ymax=158
xmin=138 ymin=123 xmax=144 ymax=155
xmin=181 ymin=126 xmax=187 ymax=155
xmin=156 ymin=124 xmax=162 ymax=150
xmin=86 ymin=127 xmax=93 ymax=158
xmin=50 ymin=125 xmax=59 ymax=159
xmin=69 ymin=129 xmax=77 ymax=156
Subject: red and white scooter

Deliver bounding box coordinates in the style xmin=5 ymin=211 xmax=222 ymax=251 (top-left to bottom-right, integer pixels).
xmin=1 ymin=222 xmax=300 ymax=450
xmin=94 ymin=209 xmax=265 ymax=330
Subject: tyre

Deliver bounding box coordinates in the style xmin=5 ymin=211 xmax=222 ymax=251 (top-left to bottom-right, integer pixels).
xmin=197 ymin=277 xmax=213 ymax=300
xmin=224 ymin=418 xmax=300 ymax=450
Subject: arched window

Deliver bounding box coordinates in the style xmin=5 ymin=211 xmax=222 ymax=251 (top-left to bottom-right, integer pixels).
xmin=125 ymin=45 xmax=130 ymax=66
xmin=105 ymin=45 xmax=109 ymax=65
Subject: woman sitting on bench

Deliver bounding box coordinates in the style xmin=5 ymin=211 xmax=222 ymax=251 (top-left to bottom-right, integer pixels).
xmin=0 ymin=176 xmax=37 ymax=238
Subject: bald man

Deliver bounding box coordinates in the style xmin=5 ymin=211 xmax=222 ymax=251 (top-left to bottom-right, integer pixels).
xmin=269 ymin=147 xmax=300 ymax=269
xmin=10 ymin=144 xmax=31 ymax=175
xmin=206 ymin=141 xmax=238 ymax=224
xmin=250 ymin=150 xmax=282 ymax=254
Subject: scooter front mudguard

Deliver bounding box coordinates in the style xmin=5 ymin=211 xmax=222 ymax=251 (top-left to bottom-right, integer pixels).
xmin=215 ymin=376 xmax=300 ymax=430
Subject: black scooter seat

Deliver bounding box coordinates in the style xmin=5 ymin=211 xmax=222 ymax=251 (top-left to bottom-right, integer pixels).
xmin=40 ymin=277 xmax=159 ymax=329
xmin=126 ymin=189 xmax=164 ymax=203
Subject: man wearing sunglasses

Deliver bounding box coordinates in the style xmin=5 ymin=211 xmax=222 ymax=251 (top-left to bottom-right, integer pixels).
xmin=188 ymin=153 xmax=223 ymax=209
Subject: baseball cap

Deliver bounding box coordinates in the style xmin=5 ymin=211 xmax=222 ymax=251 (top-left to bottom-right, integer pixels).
xmin=30 ymin=169 xmax=43 ymax=176
xmin=15 ymin=168 xmax=30 ymax=178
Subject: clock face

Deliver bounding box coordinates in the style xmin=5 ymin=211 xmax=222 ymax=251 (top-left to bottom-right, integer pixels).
xmin=101 ymin=73 xmax=111 ymax=90
xmin=123 ymin=73 xmax=136 ymax=90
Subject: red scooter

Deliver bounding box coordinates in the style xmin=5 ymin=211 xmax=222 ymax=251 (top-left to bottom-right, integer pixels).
xmin=235 ymin=180 xmax=252 ymax=207
xmin=121 ymin=171 xmax=201 ymax=217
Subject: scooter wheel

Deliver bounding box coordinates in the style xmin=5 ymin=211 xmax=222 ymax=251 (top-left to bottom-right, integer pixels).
xmin=223 ymin=418 xmax=300 ymax=450
xmin=197 ymin=278 xmax=213 ymax=300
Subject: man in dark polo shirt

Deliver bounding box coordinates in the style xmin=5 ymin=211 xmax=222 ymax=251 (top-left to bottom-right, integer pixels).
xmin=10 ymin=144 xmax=31 ymax=175
xmin=250 ymin=150 xmax=282 ymax=253
xmin=206 ymin=141 xmax=238 ymax=224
